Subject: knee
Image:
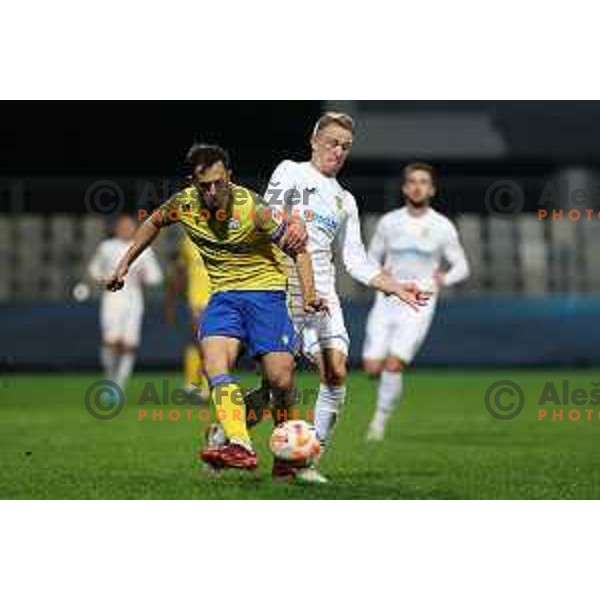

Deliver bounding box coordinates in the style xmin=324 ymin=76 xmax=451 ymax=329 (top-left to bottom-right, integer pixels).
xmin=384 ymin=356 xmax=405 ymax=373
xmin=363 ymin=359 xmax=383 ymax=377
xmin=266 ymin=367 xmax=294 ymax=391
xmin=323 ymin=362 xmax=347 ymax=387
xmin=201 ymin=352 xmax=227 ymax=379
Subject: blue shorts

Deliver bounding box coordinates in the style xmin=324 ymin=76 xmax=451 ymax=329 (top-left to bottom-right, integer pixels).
xmin=199 ymin=290 xmax=296 ymax=357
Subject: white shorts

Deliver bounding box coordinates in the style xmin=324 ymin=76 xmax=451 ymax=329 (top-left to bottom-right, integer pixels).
xmin=295 ymin=294 xmax=349 ymax=357
xmin=362 ymin=297 xmax=436 ymax=364
xmin=100 ymin=293 xmax=144 ymax=347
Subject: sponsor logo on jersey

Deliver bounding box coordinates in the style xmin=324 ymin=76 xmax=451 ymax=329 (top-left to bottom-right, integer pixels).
xmin=311 ymin=211 xmax=338 ymax=233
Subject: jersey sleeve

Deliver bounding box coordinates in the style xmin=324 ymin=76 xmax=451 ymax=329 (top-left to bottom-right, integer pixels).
xmin=152 ymin=187 xmax=194 ymax=227
xmin=264 ymin=160 xmax=299 ymax=219
xmin=252 ymin=189 xmax=288 ymax=245
xmin=337 ymin=193 xmax=381 ymax=286
xmin=441 ymin=222 xmax=470 ymax=286
xmin=367 ymin=216 xmax=387 ymax=267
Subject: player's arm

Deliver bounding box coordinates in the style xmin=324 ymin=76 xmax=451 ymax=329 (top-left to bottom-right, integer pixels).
xmin=105 ymin=218 xmax=162 ymax=291
xmin=435 ymin=224 xmax=470 ymax=288
xmin=254 ymin=190 xmax=307 ymax=255
xmin=263 ymin=161 xmax=307 ymax=253
xmin=339 ymin=195 xmax=429 ymax=311
xmin=105 ymin=195 xmax=179 ymax=292
xmin=293 ymin=251 xmax=328 ymax=314
xmin=256 ymin=196 xmax=325 ymax=313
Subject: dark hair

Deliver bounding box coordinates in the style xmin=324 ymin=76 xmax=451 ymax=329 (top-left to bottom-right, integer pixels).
xmin=185 ymin=143 xmax=231 ymax=173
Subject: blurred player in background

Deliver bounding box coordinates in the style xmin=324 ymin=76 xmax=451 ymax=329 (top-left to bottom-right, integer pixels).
xmin=105 ymin=144 xmax=322 ymax=474
xmin=88 ymin=214 xmax=163 ymax=391
xmin=166 ymin=235 xmax=211 ymax=393
xmin=363 ymin=163 xmax=470 ymax=441
xmin=265 ymin=112 xmax=430 ymax=482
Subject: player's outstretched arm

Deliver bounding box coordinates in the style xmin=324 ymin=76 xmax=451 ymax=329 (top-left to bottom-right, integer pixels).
xmin=369 ymin=272 xmax=431 ymax=312
xmin=105 ymin=218 xmax=162 ymax=291
xmin=294 ymin=251 xmax=328 ymax=314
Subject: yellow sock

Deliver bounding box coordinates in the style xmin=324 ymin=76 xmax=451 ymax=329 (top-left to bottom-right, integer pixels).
xmin=211 ymin=380 xmax=251 ymax=447
xmin=184 ymin=345 xmax=206 ymax=388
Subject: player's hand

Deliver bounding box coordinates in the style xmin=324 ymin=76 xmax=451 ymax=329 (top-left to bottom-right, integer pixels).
xmin=391 ymin=281 xmax=431 ymax=312
xmin=105 ymin=263 xmax=128 ymax=292
xmin=281 ymin=218 xmax=307 ymax=254
xmin=304 ymin=296 xmax=329 ymax=315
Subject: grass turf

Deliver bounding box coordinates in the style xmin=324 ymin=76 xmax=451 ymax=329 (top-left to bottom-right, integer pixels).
xmin=1 ymin=370 xmax=599 ymax=499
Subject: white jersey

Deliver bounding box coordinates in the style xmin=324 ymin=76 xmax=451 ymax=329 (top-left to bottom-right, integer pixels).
xmin=265 ymin=160 xmax=379 ymax=356
xmin=266 ymin=160 xmax=380 ymax=298
xmin=362 ymin=206 xmax=469 ymax=363
xmin=88 ymin=238 xmax=163 ymax=345
xmin=88 ymin=238 xmax=163 ymax=302
xmin=369 ymin=206 xmax=469 ymax=312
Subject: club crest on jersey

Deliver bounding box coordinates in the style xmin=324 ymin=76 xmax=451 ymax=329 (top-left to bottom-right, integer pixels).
xmin=335 ymin=195 xmax=344 ymax=212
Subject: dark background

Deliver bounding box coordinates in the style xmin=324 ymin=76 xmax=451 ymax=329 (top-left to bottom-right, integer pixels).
xmin=4 ymin=100 xmax=600 ymax=215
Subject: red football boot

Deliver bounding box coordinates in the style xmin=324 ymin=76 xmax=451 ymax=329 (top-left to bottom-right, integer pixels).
xmin=201 ymin=443 xmax=258 ymax=471
xmin=272 ymin=458 xmax=297 ymax=482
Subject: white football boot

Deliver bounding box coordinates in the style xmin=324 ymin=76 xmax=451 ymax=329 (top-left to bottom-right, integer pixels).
xmin=366 ymin=419 xmax=385 ymax=442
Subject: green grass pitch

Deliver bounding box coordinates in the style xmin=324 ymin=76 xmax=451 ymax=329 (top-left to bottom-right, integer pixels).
xmin=1 ymin=370 xmax=599 ymax=499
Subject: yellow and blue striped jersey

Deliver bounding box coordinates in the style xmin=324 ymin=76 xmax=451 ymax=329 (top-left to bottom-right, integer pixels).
xmin=158 ymin=184 xmax=287 ymax=294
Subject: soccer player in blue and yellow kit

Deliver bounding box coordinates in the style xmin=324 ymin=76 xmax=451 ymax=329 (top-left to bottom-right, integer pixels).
xmin=106 ymin=144 xmax=323 ymax=472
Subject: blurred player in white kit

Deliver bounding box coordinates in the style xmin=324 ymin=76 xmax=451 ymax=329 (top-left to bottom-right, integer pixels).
xmin=363 ymin=163 xmax=470 ymax=441
xmin=265 ymin=113 xmax=430 ymax=482
xmin=88 ymin=214 xmax=163 ymax=391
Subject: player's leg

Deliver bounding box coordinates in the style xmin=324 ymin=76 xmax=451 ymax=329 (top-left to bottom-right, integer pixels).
xmin=200 ymin=335 xmax=257 ymax=469
xmin=367 ymin=355 xmax=405 ymax=441
xmin=100 ymin=341 xmax=119 ymax=381
xmin=243 ymin=290 xmax=298 ymax=425
xmin=368 ymin=302 xmax=437 ymax=440
xmin=244 ymin=290 xmax=304 ymax=481
xmin=113 ymin=343 xmax=138 ymax=391
xmin=259 ymin=351 xmax=300 ymax=482
xmin=99 ymin=295 xmax=120 ymax=381
xmin=362 ymin=307 xmax=396 ymax=440
xmin=197 ymin=292 xmax=257 ymax=470
xmin=185 ymin=307 xmax=208 ymax=394
xmin=306 ymin=300 xmax=349 ymax=450
xmin=259 ymin=352 xmax=295 ymax=423
xmin=314 ymin=347 xmax=348 ymax=447
xmin=112 ymin=302 xmax=143 ymax=391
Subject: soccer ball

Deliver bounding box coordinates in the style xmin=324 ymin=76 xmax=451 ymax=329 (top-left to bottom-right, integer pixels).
xmin=269 ymin=420 xmax=321 ymax=464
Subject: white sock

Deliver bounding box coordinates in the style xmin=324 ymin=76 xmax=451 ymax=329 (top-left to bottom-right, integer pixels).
xmin=114 ymin=352 xmax=136 ymax=390
xmin=314 ymin=384 xmax=346 ymax=447
xmin=372 ymin=371 xmax=403 ymax=429
xmin=101 ymin=345 xmax=117 ymax=380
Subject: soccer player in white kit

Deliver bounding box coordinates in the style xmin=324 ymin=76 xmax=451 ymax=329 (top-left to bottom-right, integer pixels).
xmin=265 ymin=113 xmax=430 ymax=482
xmin=88 ymin=214 xmax=163 ymax=391
xmin=362 ymin=163 xmax=470 ymax=441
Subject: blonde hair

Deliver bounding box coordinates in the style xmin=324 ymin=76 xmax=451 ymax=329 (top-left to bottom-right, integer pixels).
xmin=312 ymin=111 xmax=355 ymax=137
